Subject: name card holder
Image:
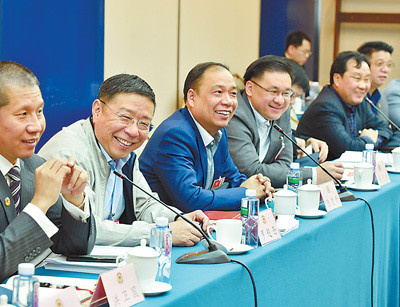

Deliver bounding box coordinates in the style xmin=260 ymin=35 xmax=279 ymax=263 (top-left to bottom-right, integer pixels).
xmin=258 ymin=208 xmax=281 ymax=246
xmin=41 ymin=287 xmax=81 ymax=307
xmin=320 ymin=181 xmax=342 ymax=212
xmin=90 ymin=263 xmax=144 ymax=307
xmin=375 ymin=161 xmax=391 ymax=186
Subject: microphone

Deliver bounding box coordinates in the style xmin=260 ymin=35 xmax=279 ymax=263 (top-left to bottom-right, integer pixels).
xmin=365 ymin=97 xmax=400 ymax=132
xmin=113 ymin=170 xmax=230 ymax=264
xmin=273 ymin=124 xmax=356 ymax=202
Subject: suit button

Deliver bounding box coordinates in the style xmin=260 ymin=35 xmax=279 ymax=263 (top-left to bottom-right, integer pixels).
xmin=36 ymin=247 xmax=41 ymax=253
xmin=25 ymin=257 xmax=30 ymax=262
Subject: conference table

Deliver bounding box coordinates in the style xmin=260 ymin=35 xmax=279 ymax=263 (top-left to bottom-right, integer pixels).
xmin=37 ymin=173 xmax=400 ymax=307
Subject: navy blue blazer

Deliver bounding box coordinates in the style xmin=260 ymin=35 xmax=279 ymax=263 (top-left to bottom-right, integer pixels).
xmin=296 ymin=85 xmax=393 ymax=160
xmin=139 ymin=107 xmax=247 ymax=212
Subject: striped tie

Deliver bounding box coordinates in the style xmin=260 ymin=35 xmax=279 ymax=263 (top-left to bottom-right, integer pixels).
xmin=8 ymin=166 xmax=21 ymax=213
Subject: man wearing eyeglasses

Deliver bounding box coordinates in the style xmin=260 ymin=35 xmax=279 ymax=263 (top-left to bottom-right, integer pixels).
xmin=296 ymin=51 xmax=393 ymax=160
xmin=284 ymin=31 xmax=312 ymax=67
xmin=139 ymin=62 xmax=273 ymax=213
xmin=226 ymin=55 xmax=343 ymax=188
xmin=357 ymin=41 xmax=394 ymax=114
xmin=39 ymin=74 xmax=210 ymax=247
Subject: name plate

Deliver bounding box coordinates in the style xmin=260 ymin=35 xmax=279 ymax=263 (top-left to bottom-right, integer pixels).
xmin=91 ymin=263 xmax=144 ymax=307
xmin=320 ymin=180 xmax=342 ymax=212
xmin=375 ymin=161 xmax=391 ymax=186
xmin=258 ymin=208 xmax=281 ymax=246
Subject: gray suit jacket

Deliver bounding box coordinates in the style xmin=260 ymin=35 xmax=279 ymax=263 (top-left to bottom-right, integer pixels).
xmin=227 ymin=90 xmax=312 ymax=188
xmin=0 ymin=154 xmax=96 ymax=282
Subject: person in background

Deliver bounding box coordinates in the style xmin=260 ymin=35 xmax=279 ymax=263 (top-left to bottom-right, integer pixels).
xmin=39 ymin=73 xmax=210 ymax=247
xmin=296 ymin=51 xmax=393 ymax=160
xmin=357 ymin=41 xmax=394 ymax=114
xmin=284 ymin=31 xmax=312 ymax=67
xmin=226 ymin=55 xmax=343 ymax=188
xmin=380 ymin=79 xmax=400 ymax=128
xmin=0 ymin=61 xmax=96 ymax=283
xmin=140 ymin=62 xmax=273 ymax=212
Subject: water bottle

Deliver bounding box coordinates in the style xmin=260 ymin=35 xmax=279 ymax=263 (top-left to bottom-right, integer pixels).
xmin=241 ymin=189 xmax=259 ymax=248
xmin=12 ymin=263 xmax=39 ymax=307
xmin=150 ymin=217 xmax=172 ymax=284
xmin=287 ymin=162 xmax=302 ymax=193
xmin=362 ymin=143 xmax=376 ymax=183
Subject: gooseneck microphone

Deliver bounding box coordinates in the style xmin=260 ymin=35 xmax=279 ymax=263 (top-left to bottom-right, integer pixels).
xmin=273 ymin=124 xmax=356 ymax=202
xmin=365 ymin=97 xmax=400 ymax=132
xmin=113 ymin=170 xmax=230 ymax=264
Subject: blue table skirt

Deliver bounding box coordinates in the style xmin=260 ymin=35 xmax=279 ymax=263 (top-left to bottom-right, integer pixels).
xmin=37 ymin=174 xmax=400 ymax=307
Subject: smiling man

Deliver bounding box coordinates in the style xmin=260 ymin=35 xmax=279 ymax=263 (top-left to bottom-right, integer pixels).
xmin=296 ymin=51 xmax=393 ymax=160
xmin=0 ymin=61 xmax=95 ymax=282
xmin=39 ymin=73 xmax=211 ymax=247
xmin=139 ymin=62 xmax=273 ymax=212
xmin=226 ymin=56 xmax=343 ymax=188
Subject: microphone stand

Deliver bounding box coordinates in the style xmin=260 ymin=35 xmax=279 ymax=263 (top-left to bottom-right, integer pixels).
xmin=113 ymin=170 xmax=230 ymax=264
xmin=273 ymin=124 xmax=356 ymax=202
xmin=365 ymin=97 xmax=400 ymax=132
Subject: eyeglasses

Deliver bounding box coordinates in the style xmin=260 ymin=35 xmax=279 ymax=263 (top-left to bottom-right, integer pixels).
xmin=349 ymin=75 xmax=371 ymax=85
xmin=99 ymin=99 xmax=154 ymax=132
xmin=372 ymin=60 xmax=394 ymax=69
xmin=296 ymin=47 xmax=312 ymax=56
xmin=251 ymin=80 xmax=294 ymax=100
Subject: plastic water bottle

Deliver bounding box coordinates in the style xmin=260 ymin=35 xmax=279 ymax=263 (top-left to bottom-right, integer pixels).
xmin=362 ymin=143 xmax=376 ymax=183
xmin=287 ymin=162 xmax=302 ymax=192
xmin=241 ymin=189 xmax=259 ymax=248
xmin=150 ymin=217 xmax=172 ymax=284
xmin=12 ymin=263 xmax=39 ymax=307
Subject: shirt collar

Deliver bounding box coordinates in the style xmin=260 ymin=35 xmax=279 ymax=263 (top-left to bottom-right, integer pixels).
xmin=0 ymin=154 xmax=21 ymax=177
xmin=98 ymin=143 xmax=131 ymax=172
xmin=188 ymin=109 xmax=222 ymax=147
xmin=367 ymin=89 xmax=381 ymax=103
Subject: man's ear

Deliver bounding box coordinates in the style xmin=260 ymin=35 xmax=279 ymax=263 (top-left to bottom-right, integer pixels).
xmin=245 ymin=80 xmax=254 ymax=98
xmin=92 ymin=99 xmax=102 ymax=119
xmin=287 ymin=44 xmax=296 ymax=55
xmin=332 ymin=73 xmax=341 ymax=88
xmin=186 ymin=89 xmax=196 ymax=108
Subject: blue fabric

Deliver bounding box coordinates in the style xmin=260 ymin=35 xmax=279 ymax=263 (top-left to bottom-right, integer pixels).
xmin=31 ymin=173 xmax=400 ymax=307
xmin=296 ymin=85 xmax=393 ymax=160
xmin=367 ymin=90 xmax=382 ymax=114
xmin=139 ymin=107 xmax=247 ymax=212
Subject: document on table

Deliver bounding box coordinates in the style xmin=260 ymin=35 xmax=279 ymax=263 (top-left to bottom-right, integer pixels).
xmin=44 ymin=245 xmax=133 ymax=274
xmin=338 ymin=151 xmax=392 ymax=166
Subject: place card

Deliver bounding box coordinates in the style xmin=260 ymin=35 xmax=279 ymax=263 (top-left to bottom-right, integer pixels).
xmin=90 ymin=263 xmax=144 ymax=307
xmin=258 ymin=208 xmax=281 ymax=246
xmin=40 ymin=287 xmax=80 ymax=307
xmin=320 ymin=180 xmax=342 ymax=212
xmin=375 ymin=161 xmax=391 ymax=186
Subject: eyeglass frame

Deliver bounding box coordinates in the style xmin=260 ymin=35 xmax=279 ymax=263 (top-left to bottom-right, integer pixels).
xmin=98 ymin=99 xmax=154 ymax=132
xmin=250 ymin=80 xmax=294 ymax=100
xmin=371 ymin=60 xmax=394 ymax=69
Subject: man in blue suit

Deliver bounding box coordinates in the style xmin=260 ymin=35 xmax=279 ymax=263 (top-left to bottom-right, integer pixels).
xmin=140 ymin=62 xmax=273 ymax=212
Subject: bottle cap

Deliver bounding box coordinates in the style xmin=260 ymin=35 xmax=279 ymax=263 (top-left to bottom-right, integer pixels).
xmin=18 ymin=263 xmax=34 ymax=276
xmin=155 ymin=216 xmax=169 ymax=227
xmin=365 ymin=143 xmax=374 ymax=150
xmin=290 ymin=162 xmax=300 ymax=169
xmin=245 ymin=189 xmax=256 ymax=197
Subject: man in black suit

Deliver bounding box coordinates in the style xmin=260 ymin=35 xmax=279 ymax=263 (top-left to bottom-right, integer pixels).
xmin=296 ymin=51 xmax=393 ymax=160
xmin=0 ymin=61 xmax=95 ymax=282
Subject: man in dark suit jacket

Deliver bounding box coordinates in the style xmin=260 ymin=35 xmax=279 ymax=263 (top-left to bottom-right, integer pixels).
xmin=140 ymin=62 xmax=273 ymax=212
xmin=296 ymin=51 xmax=393 ymax=160
xmin=226 ymin=56 xmax=343 ymax=188
xmin=0 ymin=61 xmax=95 ymax=282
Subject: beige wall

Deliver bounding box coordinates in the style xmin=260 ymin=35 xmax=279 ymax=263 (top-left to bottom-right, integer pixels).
xmin=319 ymin=0 xmax=400 ymax=88
xmin=104 ymin=0 xmax=260 ymax=128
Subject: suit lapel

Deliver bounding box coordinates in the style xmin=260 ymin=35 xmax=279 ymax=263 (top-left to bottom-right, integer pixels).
xmin=264 ymin=124 xmax=282 ymax=161
xmin=182 ymin=107 xmax=209 ymax=187
xmin=0 ymin=170 xmax=17 ymax=224
xmin=19 ymin=159 xmax=35 ymax=212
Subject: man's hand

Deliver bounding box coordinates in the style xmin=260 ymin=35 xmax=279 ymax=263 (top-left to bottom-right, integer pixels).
xmin=240 ymin=173 xmax=274 ymax=198
xmin=360 ymin=129 xmax=378 ymax=143
xmin=295 ymin=137 xmax=306 ymax=158
xmin=169 ymin=210 xmax=210 ymax=246
xmin=31 ymin=157 xmax=72 ymax=214
xmin=60 ymin=156 xmax=88 ymax=207
xmin=316 ymin=161 xmax=344 ymax=185
xmin=306 ymin=138 xmax=329 ymax=163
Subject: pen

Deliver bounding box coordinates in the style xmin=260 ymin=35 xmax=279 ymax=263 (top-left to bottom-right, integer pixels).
xmin=40 ymin=282 xmax=94 ymax=294
xmin=66 ymin=255 xmax=117 ymax=263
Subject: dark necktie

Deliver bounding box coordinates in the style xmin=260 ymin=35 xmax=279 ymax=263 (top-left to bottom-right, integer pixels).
xmin=8 ymin=166 xmax=21 ymax=213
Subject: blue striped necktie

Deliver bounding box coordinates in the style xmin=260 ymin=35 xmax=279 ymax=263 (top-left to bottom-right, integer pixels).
xmin=8 ymin=166 xmax=21 ymax=213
